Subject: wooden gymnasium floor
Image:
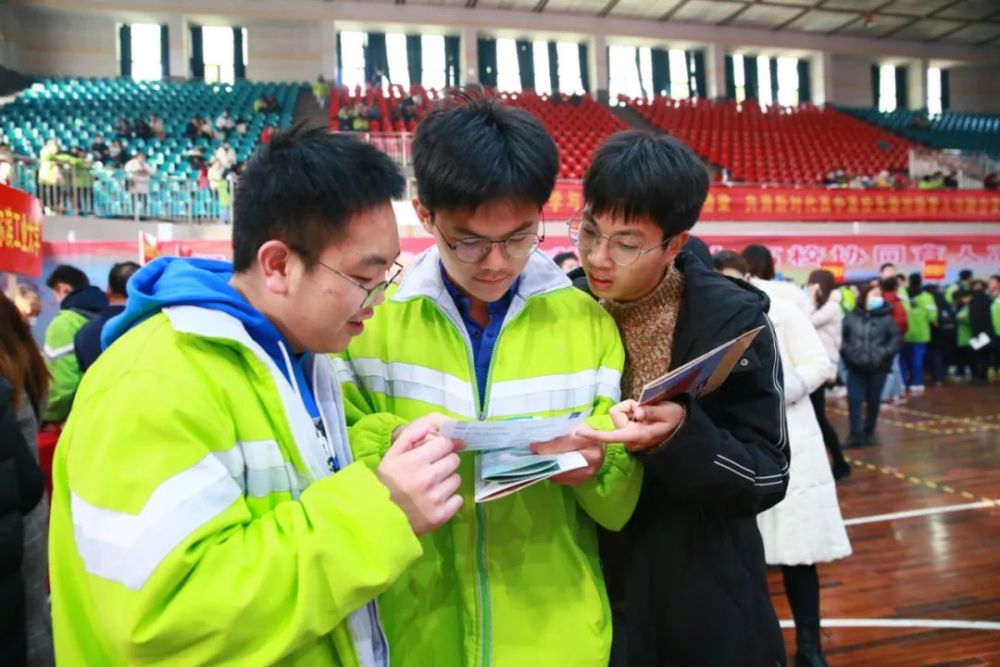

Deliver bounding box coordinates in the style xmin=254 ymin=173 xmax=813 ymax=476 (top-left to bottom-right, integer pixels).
xmin=768 ymin=382 xmax=1000 ymax=666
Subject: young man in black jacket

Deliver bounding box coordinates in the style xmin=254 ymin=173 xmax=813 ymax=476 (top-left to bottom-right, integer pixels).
xmin=546 ymin=130 xmax=790 ymax=666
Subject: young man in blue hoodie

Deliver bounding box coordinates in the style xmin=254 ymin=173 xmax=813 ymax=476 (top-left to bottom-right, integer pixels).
xmin=49 ymin=126 xmax=465 ymax=665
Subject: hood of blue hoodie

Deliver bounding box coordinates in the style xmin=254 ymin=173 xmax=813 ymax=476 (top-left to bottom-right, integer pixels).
xmin=61 ymin=285 xmax=108 ymax=316
xmin=101 ymin=256 xmax=319 ymax=417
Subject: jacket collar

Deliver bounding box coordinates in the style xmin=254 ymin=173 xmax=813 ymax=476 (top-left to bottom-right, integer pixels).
xmin=393 ymin=245 xmax=570 ymax=327
xmin=671 ymin=250 xmax=771 ymax=366
xmin=163 ymin=305 xmax=343 ymax=482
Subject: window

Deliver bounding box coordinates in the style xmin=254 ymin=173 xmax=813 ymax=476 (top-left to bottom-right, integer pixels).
xmin=639 ymin=47 xmax=653 ymax=98
xmin=496 ymin=38 xmax=520 ymax=92
xmin=757 ymin=55 xmax=773 ymax=106
xmin=608 ymin=46 xmax=642 ymax=101
xmin=340 ymin=31 xmax=367 ymax=90
xmin=878 ymin=63 xmax=896 ymax=113
xmin=129 ymin=23 xmax=163 ymax=81
xmin=732 ymin=53 xmax=746 ymax=103
xmin=203 ymin=26 xmax=235 ymax=84
xmin=556 ymin=41 xmax=584 ymax=95
xmin=668 ymin=49 xmax=689 ymax=99
xmin=421 ymin=35 xmax=446 ymax=90
xmin=533 ymin=41 xmax=552 ymax=95
xmin=927 ymin=67 xmax=942 ymax=116
xmin=776 ymin=56 xmax=799 ymax=107
xmin=386 ymin=33 xmax=411 ymax=91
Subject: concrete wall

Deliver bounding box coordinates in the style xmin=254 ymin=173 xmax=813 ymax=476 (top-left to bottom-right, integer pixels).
xmin=0 ymin=4 xmax=22 ymax=71
xmin=947 ymin=64 xmax=999 ymax=115
xmin=246 ymin=22 xmax=321 ymax=83
xmin=16 ymin=8 xmax=118 ymax=78
xmin=830 ymin=54 xmax=874 ymax=108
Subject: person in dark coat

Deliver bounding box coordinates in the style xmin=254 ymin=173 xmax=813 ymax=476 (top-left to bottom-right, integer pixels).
xmin=841 ymin=282 xmax=901 ymax=448
xmin=968 ymin=282 xmax=994 ymax=385
xmin=0 ymin=293 xmax=53 ymax=666
xmin=554 ymin=130 xmax=790 ymax=667
xmin=74 ymin=261 xmax=141 ymax=374
xmin=0 ymin=377 xmax=47 ymax=665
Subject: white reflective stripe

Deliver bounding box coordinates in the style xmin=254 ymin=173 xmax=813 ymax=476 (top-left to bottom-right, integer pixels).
xmin=331 ymin=356 xmax=359 ymax=384
xmin=71 ymin=453 xmax=242 ymax=590
xmin=595 ymin=366 xmax=623 ymax=402
xmin=44 ymin=343 xmax=75 ymax=360
xmin=488 ymin=367 xmax=621 ymax=417
xmin=347 ymin=357 xmax=477 ymax=418
xmin=214 ymin=441 xmax=306 ymax=499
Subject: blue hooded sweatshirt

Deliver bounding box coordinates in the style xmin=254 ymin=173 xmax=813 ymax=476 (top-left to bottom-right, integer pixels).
xmin=101 ymin=256 xmax=320 ymax=419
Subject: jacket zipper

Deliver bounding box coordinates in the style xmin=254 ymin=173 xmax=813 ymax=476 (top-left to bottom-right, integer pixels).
xmin=437 ymin=306 xmax=495 ymax=667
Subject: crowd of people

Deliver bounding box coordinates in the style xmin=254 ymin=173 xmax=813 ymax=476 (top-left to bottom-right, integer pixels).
xmin=3 ymin=100 xmax=285 ymax=217
xmin=1 ymin=96 xmax=999 ymax=667
xmin=334 ymin=96 xmax=421 ymax=132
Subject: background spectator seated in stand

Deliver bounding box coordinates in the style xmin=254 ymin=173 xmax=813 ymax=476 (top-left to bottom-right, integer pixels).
xmin=133 ymin=115 xmax=152 ymax=139
xmin=215 ymin=111 xmax=234 ymax=136
xmin=114 ymin=116 xmax=131 ymax=137
xmin=89 ymin=135 xmax=109 ymax=162
xmin=148 ymin=113 xmax=166 ymax=140
xmin=214 ymin=142 xmax=237 ymax=170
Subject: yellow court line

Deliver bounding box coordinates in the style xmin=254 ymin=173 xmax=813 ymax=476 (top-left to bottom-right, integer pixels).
xmin=844 ymin=455 xmax=992 ymax=505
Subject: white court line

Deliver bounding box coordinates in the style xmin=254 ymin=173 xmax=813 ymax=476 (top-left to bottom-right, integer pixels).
xmin=843 ymin=500 xmax=998 ymax=526
xmin=780 ymin=619 xmax=1000 ymax=631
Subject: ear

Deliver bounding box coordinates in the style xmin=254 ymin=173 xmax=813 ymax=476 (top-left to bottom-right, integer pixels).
xmin=412 ymin=198 xmax=433 ymax=235
xmin=257 ymin=240 xmax=295 ymax=296
xmin=668 ymin=231 xmax=690 ymax=256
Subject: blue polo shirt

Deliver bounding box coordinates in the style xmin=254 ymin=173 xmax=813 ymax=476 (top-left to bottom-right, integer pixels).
xmin=441 ymin=263 xmax=521 ymax=412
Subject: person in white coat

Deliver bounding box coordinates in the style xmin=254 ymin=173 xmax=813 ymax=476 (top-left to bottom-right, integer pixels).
xmin=806 ymin=269 xmax=851 ymax=481
xmin=721 ymin=249 xmax=852 ymax=667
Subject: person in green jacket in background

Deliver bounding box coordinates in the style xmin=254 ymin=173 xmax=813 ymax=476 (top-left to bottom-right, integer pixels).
xmin=42 ymin=265 xmax=107 ymax=423
xmin=945 ymin=269 xmax=974 ymax=304
xmin=338 ymin=97 xmax=641 ymax=667
xmin=65 ymin=147 xmax=95 ymax=215
xmin=990 ymin=275 xmax=1000 ymax=381
xmin=49 ymin=127 xmax=466 ymax=666
xmin=901 ymin=273 xmax=939 ymax=392
xmin=955 ymin=289 xmax=973 ymax=379
xmin=838 ymin=284 xmax=857 ymax=314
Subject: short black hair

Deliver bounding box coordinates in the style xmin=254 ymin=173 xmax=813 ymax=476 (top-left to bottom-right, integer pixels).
xmin=959 ymin=269 xmax=973 ymax=280
xmin=880 ymin=277 xmax=899 ymax=293
xmin=741 ymin=245 xmax=775 ymax=280
xmin=712 ymin=250 xmax=749 ymax=276
xmin=908 ymin=272 xmax=922 ymax=293
xmin=880 ymin=263 xmax=896 ymax=273
xmin=232 ymin=124 xmax=405 ymax=272
xmin=584 ymin=130 xmax=709 ymax=238
xmin=108 ymin=261 xmax=141 ymax=297
xmin=552 ymin=251 xmax=578 ymax=268
xmin=46 ymin=264 xmax=89 ymax=291
xmin=412 ymin=95 xmax=558 ymax=214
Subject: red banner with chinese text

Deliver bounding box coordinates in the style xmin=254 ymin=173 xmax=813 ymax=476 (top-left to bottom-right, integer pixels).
xmin=543 ymin=181 xmax=1000 ymax=222
xmin=41 ymin=233 xmax=999 ymax=286
xmin=0 ymin=184 xmax=43 ymax=277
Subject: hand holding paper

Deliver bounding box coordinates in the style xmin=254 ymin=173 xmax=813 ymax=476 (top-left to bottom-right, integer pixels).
xmin=529 ymin=432 xmax=606 ymax=485
xmin=437 ymin=413 xmax=592 ymax=502
xmin=576 ymin=400 xmax=686 ymax=453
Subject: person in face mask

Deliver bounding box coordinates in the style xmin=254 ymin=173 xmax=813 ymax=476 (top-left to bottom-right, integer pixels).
xmin=841 ymin=283 xmax=902 ymax=448
xmin=14 ymin=284 xmax=42 ymax=327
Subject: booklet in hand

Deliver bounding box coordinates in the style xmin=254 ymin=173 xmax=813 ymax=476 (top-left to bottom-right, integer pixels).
xmin=439 ymin=413 xmax=590 ymax=503
xmin=638 ymin=326 xmax=765 ymax=405
xmin=474 ymin=450 xmax=587 ymax=503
